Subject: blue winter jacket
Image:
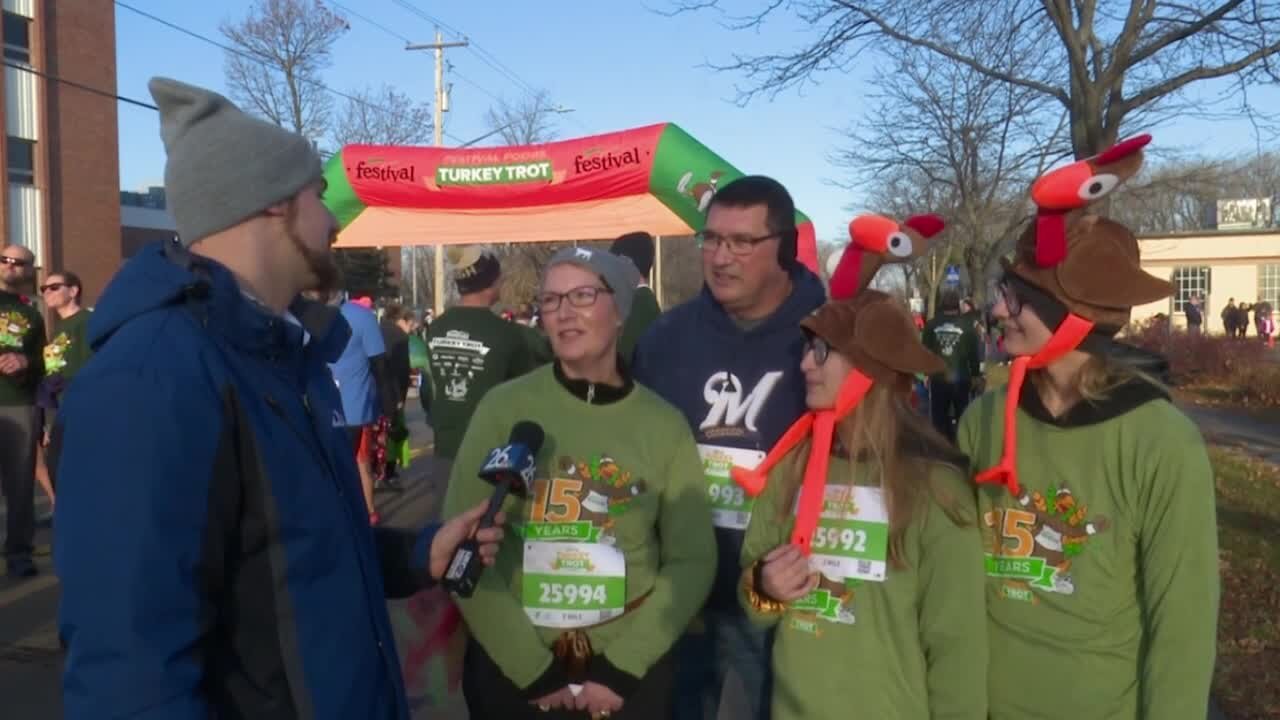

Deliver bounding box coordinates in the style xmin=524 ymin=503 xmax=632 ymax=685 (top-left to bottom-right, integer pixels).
xmin=632 ymin=266 xmax=826 ymax=611
xmin=54 ymin=241 xmax=438 ymax=719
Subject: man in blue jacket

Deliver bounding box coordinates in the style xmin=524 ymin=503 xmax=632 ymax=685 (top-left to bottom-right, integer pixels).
xmin=53 ymin=77 xmax=503 ymax=719
xmin=633 ymin=175 xmax=826 ymax=720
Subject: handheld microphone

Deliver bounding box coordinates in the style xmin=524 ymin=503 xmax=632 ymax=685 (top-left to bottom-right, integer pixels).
xmin=443 ymin=420 xmax=544 ymax=597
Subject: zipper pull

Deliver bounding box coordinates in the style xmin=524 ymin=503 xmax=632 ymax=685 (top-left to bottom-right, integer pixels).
xmin=587 ymin=383 xmax=595 ymax=404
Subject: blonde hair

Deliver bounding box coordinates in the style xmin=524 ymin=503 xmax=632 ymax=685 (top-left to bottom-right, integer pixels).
xmin=1031 ymin=351 xmax=1168 ymax=405
xmin=776 ymin=382 xmax=968 ymax=569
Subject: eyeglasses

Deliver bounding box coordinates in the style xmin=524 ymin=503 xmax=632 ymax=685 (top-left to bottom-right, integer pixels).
xmin=39 ymin=282 xmax=66 ymax=293
xmin=0 ymin=256 xmax=30 ymax=268
xmin=804 ymin=335 xmax=831 ymax=365
xmin=536 ymin=285 xmax=612 ymax=313
xmin=997 ymin=281 xmax=1023 ymax=316
xmin=696 ymin=230 xmax=778 ymax=256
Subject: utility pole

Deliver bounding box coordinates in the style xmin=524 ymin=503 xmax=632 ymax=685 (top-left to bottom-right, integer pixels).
xmin=406 ymin=29 xmax=467 ymax=315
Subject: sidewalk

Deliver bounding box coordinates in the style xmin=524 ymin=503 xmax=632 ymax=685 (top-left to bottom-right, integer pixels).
xmin=1180 ymin=402 xmax=1280 ymax=465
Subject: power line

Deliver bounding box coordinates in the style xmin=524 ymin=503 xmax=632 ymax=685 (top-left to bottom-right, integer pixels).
xmin=115 ymin=1 xmax=466 ymax=144
xmin=451 ymin=67 xmax=504 ymax=104
xmin=325 ymin=1 xmax=411 ymax=44
xmin=3 ymin=61 xmax=158 ymax=110
xmin=389 ymin=0 xmax=540 ymax=96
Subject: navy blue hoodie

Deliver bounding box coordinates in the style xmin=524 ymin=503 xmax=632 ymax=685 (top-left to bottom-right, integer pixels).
xmin=633 ymin=267 xmax=826 ymax=611
xmin=54 ymin=241 xmax=435 ymax=719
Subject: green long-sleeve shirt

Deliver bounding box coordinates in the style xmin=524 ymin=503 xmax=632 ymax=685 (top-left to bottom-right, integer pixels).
xmin=958 ymin=384 xmax=1219 ymax=720
xmin=442 ymin=365 xmax=715 ymax=690
xmin=922 ymin=312 xmax=981 ymax=382
xmin=46 ymin=309 xmax=91 ymax=380
xmin=425 ymin=306 xmax=544 ymax=459
xmin=740 ymin=452 xmax=988 ymax=720
xmin=0 ymin=290 xmax=45 ymax=406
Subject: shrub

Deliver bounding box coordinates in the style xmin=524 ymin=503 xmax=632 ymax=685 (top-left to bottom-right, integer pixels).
xmin=1124 ymin=318 xmax=1280 ymax=406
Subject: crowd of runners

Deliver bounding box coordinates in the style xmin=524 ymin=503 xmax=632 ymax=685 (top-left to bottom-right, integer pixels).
xmin=0 ymin=76 xmax=1220 ymax=720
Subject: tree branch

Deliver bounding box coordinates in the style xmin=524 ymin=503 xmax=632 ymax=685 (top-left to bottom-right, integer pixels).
xmin=828 ymin=1 xmax=1069 ymax=103
xmin=1124 ymin=36 xmax=1280 ymax=112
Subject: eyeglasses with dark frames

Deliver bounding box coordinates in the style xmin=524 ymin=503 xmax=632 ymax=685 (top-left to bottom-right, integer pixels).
xmin=695 ymin=231 xmax=779 ymax=257
xmin=536 ymin=285 xmax=613 ymax=313
xmin=804 ymin=335 xmax=831 ymax=366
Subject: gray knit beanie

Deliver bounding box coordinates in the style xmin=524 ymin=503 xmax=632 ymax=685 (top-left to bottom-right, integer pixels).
xmin=148 ymin=77 xmax=323 ymax=246
xmin=545 ymin=247 xmax=640 ymax=321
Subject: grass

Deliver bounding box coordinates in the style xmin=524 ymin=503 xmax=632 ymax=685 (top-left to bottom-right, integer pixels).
xmin=1210 ymin=446 xmax=1280 ymax=720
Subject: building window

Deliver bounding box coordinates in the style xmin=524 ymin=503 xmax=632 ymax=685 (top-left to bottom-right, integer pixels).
xmin=1171 ymin=266 xmax=1211 ymax=313
xmin=1260 ymin=264 xmax=1280 ymax=307
xmin=7 ymin=136 xmax=34 ymax=184
xmin=3 ymin=12 xmax=30 ymax=64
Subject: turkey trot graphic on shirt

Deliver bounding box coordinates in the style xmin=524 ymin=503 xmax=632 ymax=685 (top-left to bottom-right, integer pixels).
xmin=522 ymin=454 xmax=648 ymax=546
xmin=930 ymin=321 xmax=964 ymax=357
xmin=983 ymin=483 xmax=1109 ymax=600
xmin=0 ymin=310 xmax=33 ymax=350
xmin=427 ymin=330 xmax=491 ymax=402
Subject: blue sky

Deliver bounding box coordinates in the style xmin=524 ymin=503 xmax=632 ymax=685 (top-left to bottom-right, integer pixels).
xmin=115 ymin=1 xmax=1280 ymax=244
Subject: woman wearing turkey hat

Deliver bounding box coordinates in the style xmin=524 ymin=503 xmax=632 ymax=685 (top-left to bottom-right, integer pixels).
xmin=737 ymin=289 xmax=987 ymax=720
xmin=958 ymin=136 xmax=1218 ymax=720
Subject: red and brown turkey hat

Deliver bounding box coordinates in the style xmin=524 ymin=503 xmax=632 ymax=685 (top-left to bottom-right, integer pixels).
xmin=977 ymin=134 xmax=1174 ymax=498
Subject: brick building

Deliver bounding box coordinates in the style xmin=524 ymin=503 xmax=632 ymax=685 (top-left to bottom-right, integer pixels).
xmin=2 ymin=0 xmax=120 ymax=304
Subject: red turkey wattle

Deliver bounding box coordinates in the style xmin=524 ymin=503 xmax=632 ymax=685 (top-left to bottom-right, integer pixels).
xmin=1036 ymin=211 xmax=1069 ymax=267
xmin=829 ymin=248 xmax=864 ymax=300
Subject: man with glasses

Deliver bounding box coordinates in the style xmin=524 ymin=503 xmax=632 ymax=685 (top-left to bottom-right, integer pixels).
xmin=632 ymin=175 xmax=827 ymax=720
xmin=0 ymin=244 xmax=45 ymax=579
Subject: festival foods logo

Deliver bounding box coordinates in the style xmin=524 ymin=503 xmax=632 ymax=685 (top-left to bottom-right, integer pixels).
xmin=573 ymin=145 xmax=643 ymax=174
xmin=983 ymin=483 xmax=1109 ymax=600
xmin=523 ymin=454 xmax=648 ymax=545
xmin=354 ymin=157 xmax=417 ymax=182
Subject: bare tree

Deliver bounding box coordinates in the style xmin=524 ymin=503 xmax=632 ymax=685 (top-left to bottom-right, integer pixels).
xmin=483 ymin=90 xmax=562 ymax=146
xmin=330 ymin=84 xmax=433 ymax=149
xmin=836 ymin=36 xmax=1069 ymax=306
xmin=471 ymin=90 xmax=569 ymax=307
xmin=673 ymin=0 xmax=1280 ymax=158
xmin=221 ymin=0 xmax=348 ymax=142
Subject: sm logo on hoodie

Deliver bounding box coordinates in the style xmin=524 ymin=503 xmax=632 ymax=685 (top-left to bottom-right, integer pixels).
xmin=700 ymin=371 xmax=785 ymax=434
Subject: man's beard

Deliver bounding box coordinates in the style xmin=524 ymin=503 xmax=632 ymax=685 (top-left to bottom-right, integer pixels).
xmin=287 ymin=225 xmax=341 ymax=294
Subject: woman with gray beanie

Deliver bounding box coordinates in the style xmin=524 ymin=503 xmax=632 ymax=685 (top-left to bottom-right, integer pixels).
xmin=443 ymin=246 xmax=715 ymax=719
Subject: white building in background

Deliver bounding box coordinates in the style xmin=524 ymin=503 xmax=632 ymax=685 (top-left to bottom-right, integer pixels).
xmin=1132 ymin=228 xmax=1280 ymax=334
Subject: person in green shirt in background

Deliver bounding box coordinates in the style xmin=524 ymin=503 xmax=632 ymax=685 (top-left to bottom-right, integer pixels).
xmin=609 ymin=231 xmax=662 ymax=364
xmin=922 ymin=289 xmax=982 ymax=441
xmin=0 ymin=244 xmax=45 ymax=578
xmin=738 ymin=290 xmax=987 ymax=720
xmin=444 ymin=246 xmax=713 ymax=719
xmin=37 ymin=270 xmax=91 ymax=501
xmin=959 ymin=137 xmax=1218 ymax=720
xmin=424 ymin=248 xmax=544 ymax=468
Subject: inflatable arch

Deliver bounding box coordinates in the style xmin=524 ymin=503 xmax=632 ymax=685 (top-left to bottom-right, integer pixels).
xmin=322 ymin=122 xmax=820 ymax=276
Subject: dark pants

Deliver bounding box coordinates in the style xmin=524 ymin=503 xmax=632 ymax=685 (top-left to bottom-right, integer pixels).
xmin=672 ymin=610 xmax=772 ymax=720
xmin=462 ymin=636 xmax=675 ymax=719
xmin=930 ymin=378 xmax=972 ymax=442
xmin=0 ymin=404 xmax=37 ymax=561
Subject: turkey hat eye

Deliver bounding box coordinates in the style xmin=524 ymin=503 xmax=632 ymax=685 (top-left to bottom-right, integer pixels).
xmin=887 ymin=232 xmax=913 ymax=257
xmin=1078 ymin=173 xmax=1120 ymax=201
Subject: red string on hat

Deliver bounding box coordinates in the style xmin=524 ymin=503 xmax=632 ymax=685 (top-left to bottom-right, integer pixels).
xmin=975 ymin=314 xmax=1095 ymax=496
xmin=732 ymin=370 xmax=876 ymax=555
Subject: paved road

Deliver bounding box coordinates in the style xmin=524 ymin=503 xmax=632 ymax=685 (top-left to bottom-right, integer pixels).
xmin=1180 ymin=402 xmax=1280 ymax=465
